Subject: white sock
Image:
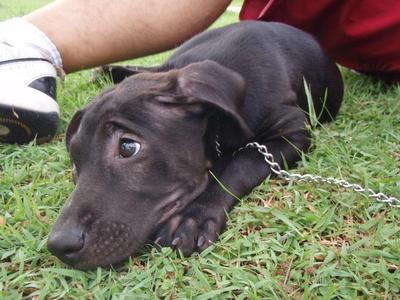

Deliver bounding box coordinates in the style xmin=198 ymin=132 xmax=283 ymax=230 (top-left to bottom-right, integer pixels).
xmin=0 ymin=17 xmax=63 ymax=70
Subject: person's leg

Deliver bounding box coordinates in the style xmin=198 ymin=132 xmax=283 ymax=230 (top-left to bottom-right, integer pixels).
xmin=25 ymin=0 xmax=230 ymax=73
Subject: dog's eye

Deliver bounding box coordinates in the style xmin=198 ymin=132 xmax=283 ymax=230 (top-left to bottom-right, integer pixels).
xmin=119 ymin=138 xmax=141 ymax=158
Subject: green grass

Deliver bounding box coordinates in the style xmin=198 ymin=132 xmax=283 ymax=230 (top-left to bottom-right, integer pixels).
xmin=1 ymin=1 xmax=400 ymax=299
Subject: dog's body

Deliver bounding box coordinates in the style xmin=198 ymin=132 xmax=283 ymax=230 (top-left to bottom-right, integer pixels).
xmin=48 ymin=21 xmax=343 ymax=269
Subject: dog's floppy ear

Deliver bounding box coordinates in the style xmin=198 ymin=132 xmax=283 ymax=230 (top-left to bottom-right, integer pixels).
xmin=65 ymin=110 xmax=85 ymax=151
xmin=161 ymin=60 xmax=253 ymax=140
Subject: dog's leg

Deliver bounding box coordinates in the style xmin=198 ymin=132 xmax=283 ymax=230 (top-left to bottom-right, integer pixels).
xmin=154 ymin=129 xmax=310 ymax=255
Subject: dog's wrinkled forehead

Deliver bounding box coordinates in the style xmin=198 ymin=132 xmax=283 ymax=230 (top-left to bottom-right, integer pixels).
xmin=80 ymin=71 xmax=179 ymax=130
xmin=116 ymin=71 xmax=179 ymax=99
xmin=97 ymin=71 xmax=177 ymax=109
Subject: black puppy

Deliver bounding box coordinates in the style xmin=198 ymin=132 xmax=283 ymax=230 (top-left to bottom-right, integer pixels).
xmin=48 ymin=21 xmax=343 ymax=270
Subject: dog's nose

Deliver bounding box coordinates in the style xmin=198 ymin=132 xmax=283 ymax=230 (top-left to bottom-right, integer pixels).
xmin=47 ymin=228 xmax=84 ymax=263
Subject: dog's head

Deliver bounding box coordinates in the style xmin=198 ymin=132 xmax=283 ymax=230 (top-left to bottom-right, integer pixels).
xmin=47 ymin=61 xmax=252 ymax=269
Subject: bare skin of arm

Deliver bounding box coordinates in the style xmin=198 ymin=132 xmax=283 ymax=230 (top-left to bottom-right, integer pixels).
xmin=25 ymin=0 xmax=231 ymax=73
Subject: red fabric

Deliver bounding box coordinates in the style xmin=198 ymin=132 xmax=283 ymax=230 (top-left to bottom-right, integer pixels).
xmin=240 ymin=0 xmax=400 ymax=82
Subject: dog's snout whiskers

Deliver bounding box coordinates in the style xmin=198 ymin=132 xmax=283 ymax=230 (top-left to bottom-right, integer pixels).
xmin=90 ymin=220 xmax=132 ymax=259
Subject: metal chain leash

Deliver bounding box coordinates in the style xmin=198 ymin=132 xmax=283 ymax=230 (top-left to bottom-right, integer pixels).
xmin=243 ymin=142 xmax=400 ymax=208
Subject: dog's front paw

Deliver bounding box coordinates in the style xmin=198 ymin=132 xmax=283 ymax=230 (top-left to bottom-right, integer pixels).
xmin=154 ymin=210 xmax=226 ymax=256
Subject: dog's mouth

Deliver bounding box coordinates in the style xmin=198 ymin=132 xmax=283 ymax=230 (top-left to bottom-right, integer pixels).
xmin=155 ymin=176 xmax=210 ymax=226
xmin=158 ymin=201 xmax=182 ymax=225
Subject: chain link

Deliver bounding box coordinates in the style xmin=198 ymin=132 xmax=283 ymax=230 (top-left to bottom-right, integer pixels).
xmin=244 ymin=142 xmax=400 ymax=208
